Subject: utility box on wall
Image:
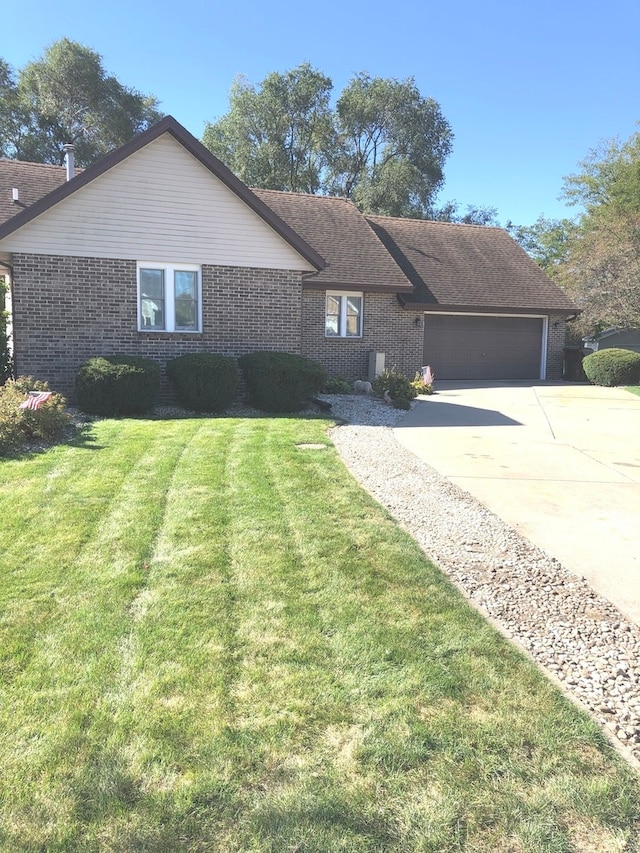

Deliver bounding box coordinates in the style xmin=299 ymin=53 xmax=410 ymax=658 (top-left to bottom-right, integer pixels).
xmin=368 ymin=351 xmax=385 ymax=382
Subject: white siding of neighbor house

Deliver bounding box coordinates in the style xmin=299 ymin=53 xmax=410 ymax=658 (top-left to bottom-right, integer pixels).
xmin=0 ymin=135 xmax=315 ymax=272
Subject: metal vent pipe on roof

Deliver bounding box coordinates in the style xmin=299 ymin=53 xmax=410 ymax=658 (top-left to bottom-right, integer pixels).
xmin=63 ymin=144 xmax=75 ymax=180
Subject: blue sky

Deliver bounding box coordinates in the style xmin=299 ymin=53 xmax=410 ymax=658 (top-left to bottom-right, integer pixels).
xmin=2 ymin=0 xmax=639 ymax=226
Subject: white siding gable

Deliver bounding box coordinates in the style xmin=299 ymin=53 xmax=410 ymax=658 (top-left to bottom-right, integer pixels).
xmin=0 ymin=135 xmax=315 ymax=271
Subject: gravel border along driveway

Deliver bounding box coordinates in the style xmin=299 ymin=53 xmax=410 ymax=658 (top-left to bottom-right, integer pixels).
xmin=323 ymin=394 xmax=640 ymax=769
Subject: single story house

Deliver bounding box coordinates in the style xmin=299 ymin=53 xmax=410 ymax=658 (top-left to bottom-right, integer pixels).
xmin=583 ymin=327 xmax=640 ymax=355
xmin=0 ymin=116 xmax=578 ymax=399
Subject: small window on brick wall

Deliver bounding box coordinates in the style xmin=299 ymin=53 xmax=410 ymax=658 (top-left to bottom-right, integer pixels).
xmin=138 ymin=263 xmax=202 ymax=332
xmin=325 ymin=291 xmax=363 ymax=338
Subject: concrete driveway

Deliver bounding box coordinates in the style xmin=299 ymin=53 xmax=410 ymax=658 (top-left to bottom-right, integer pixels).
xmin=394 ymin=382 xmax=640 ymax=624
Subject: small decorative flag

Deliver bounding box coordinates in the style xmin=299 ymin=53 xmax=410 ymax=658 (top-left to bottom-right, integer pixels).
xmin=421 ymin=365 xmax=435 ymax=385
xmin=19 ymin=391 xmax=53 ymax=411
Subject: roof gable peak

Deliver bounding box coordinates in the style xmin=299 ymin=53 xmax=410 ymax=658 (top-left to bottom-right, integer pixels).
xmin=0 ymin=116 xmax=325 ymax=270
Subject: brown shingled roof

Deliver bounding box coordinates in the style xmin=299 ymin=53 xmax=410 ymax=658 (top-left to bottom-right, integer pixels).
xmin=0 ymin=122 xmax=578 ymax=317
xmin=0 ymin=159 xmax=70 ymax=226
xmin=367 ymin=215 xmax=578 ymax=314
xmin=252 ymin=189 xmax=413 ymax=292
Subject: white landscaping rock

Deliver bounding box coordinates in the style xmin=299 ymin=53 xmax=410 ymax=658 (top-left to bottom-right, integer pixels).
xmin=327 ymin=395 xmax=640 ymax=766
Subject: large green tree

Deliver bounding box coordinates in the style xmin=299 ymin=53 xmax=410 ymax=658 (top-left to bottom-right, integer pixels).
xmin=203 ymin=65 xmax=453 ymax=217
xmin=203 ymin=64 xmax=334 ymax=194
xmin=559 ymin=131 xmax=640 ymax=333
xmin=1 ymin=39 xmax=162 ymax=166
xmin=506 ymin=216 xmax=575 ymax=272
xmin=0 ymin=59 xmax=25 ymax=158
xmin=510 ymin=130 xmax=640 ymax=335
xmin=328 ymin=73 xmax=452 ymax=217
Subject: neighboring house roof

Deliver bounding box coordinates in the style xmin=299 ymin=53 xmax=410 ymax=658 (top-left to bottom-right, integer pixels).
xmin=253 ymin=189 xmax=413 ymax=292
xmin=584 ymin=327 xmax=640 ymax=341
xmin=0 ymin=116 xmax=325 ymax=272
xmin=583 ymin=327 xmax=640 ymax=353
xmin=367 ymin=215 xmax=579 ymax=315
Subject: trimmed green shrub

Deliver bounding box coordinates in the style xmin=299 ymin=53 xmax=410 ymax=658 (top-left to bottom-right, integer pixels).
xmin=583 ymin=348 xmax=640 ymax=386
xmin=75 ymin=355 xmax=160 ymax=415
xmin=238 ymin=351 xmax=327 ymax=413
xmin=0 ymin=376 xmax=70 ymax=455
xmin=372 ymin=368 xmax=417 ymax=403
xmin=325 ymin=376 xmax=353 ymax=394
xmin=167 ymin=353 xmax=238 ymax=412
xmin=393 ymin=397 xmax=412 ymax=410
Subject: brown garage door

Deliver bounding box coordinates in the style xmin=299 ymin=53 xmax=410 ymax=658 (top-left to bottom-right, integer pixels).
xmin=423 ymin=315 xmax=543 ymax=380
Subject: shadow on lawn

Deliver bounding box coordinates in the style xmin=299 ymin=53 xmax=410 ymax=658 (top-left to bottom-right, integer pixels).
xmin=0 ymin=422 xmax=104 ymax=461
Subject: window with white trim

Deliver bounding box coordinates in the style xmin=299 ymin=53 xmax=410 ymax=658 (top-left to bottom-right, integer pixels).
xmin=138 ymin=263 xmax=202 ymax=333
xmin=325 ymin=291 xmax=363 ymax=338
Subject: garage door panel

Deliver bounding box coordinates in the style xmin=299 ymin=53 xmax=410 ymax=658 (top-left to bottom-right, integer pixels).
xmin=423 ymin=315 xmax=543 ymax=380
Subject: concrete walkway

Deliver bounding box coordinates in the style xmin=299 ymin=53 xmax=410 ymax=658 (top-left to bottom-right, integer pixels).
xmin=394 ymin=381 xmax=640 ymax=624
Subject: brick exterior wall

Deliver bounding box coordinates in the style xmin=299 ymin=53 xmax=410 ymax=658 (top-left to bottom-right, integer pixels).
xmin=11 ymin=253 xmax=301 ymax=399
xmin=10 ymin=252 xmax=568 ymax=401
xmin=301 ymin=289 xmax=424 ymax=381
xmin=546 ymin=314 xmax=568 ymax=379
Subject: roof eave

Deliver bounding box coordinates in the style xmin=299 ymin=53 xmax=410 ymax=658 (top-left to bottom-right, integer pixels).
xmin=397 ymin=295 xmax=581 ymax=316
xmin=302 ymin=276 xmax=413 ymax=293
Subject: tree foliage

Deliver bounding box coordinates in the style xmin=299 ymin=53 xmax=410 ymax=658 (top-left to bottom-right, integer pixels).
xmin=506 ymin=216 xmax=575 ymax=271
xmin=510 ymin=129 xmax=640 ymax=336
xmin=203 ymin=64 xmax=333 ymax=194
xmin=203 ymin=65 xmax=453 ymax=217
xmin=328 ymin=73 xmax=453 ymax=217
xmin=433 ymin=201 xmax=500 ymax=226
xmin=561 ymin=131 xmax=640 ymax=333
xmin=0 ymin=59 xmax=26 ymax=159
xmin=1 ymin=39 xmax=162 ymax=166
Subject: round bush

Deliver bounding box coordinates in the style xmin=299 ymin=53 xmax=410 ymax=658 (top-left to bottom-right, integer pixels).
xmin=167 ymin=353 xmax=238 ymax=412
xmin=238 ymin=351 xmax=327 ymax=413
xmin=371 ymin=368 xmax=417 ymax=402
xmin=582 ymin=348 xmax=640 ymax=386
xmin=75 ymin=355 xmax=160 ymax=415
xmin=324 ymin=376 xmax=353 ymax=394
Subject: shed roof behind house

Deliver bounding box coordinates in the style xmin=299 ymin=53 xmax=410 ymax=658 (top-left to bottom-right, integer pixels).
xmin=367 ymin=215 xmax=578 ymax=314
xmin=252 ymin=189 xmax=412 ymax=292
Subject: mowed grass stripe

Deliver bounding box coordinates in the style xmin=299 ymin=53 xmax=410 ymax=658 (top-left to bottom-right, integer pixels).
xmin=0 ymin=418 xmax=204 ymax=844
xmin=246 ymin=420 xmax=639 ymax=851
xmin=0 ymin=416 xmax=638 ymax=852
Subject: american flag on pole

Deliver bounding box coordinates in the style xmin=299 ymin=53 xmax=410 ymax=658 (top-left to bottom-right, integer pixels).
xmin=19 ymin=391 xmax=53 ymax=411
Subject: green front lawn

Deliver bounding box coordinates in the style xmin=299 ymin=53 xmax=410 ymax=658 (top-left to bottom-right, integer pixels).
xmin=0 ymin=417 xmax=638 ymax=852
xmin=627 ymin=386 xmax=640 ymax=397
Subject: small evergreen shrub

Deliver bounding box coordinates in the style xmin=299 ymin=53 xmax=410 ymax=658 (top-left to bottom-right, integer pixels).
xmin=75 ymin=355 xmax=160 ymax=415
xmin=0 ymin=376 xmax=70 ymax=455
xmin=372 ymin=368 xmax=417 ymax=403
xmin=167 ymin=353 xmax=238 ymax=412
xmin=583 ymin=348 xmax=640 ymax=386
xmin=325 ymin=377 xmax=353 ymax=394
xmin=393 ymin=397 xmax=412 ymax=410
xmin=238 ymin=351 xmax=327 ymax=413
